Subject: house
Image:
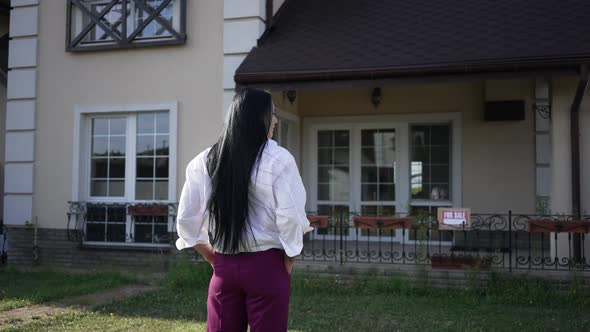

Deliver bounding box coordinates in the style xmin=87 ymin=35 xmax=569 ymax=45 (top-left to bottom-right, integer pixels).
xmin=3 ymin=0 xmax=590 ymax=271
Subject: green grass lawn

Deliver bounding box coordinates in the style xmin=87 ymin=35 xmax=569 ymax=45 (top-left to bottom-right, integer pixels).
xmin=0 ymin=267 xmax=134 ymax=312
xmin=2 ymin=261 xmax=590 ymax=331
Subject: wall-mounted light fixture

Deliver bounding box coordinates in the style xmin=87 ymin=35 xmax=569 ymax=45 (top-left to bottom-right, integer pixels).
xmin=286 ymin=90 xmax=297 ymax=105
xmin=371 ymin=87 xmax=381 ymax=108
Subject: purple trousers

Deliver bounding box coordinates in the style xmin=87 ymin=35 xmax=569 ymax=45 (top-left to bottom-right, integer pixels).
xmin=207 ymin=248 xmax=291 ymax=332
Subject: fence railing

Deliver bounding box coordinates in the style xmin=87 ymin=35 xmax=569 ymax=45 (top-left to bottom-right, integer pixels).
xmin=66 ymin=202 xmax=590 ymax=271
xmin=303 ymin=211 xmax=590 ymax=271
xmin=67 ymin=201 xmax=178 ymax=245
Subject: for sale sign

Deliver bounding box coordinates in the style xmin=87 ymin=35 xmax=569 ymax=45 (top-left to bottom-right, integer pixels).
xmin=437 ymin=208 xmax=471 ymax=230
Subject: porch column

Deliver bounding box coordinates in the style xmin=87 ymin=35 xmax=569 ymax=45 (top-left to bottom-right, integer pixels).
xmin=534 ymin=78 xmax=551 ymax=214
xmin=550 ymin=77 xmax=570 ymax=259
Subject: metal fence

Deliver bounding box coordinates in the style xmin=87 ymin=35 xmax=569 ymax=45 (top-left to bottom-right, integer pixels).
xmin=67 ymin=201 xmax=178 ymax=245
xmin=302 ymin=211 xmax=590 ymax=271
xmin=66 ymin=202 xmax=590 ymax=271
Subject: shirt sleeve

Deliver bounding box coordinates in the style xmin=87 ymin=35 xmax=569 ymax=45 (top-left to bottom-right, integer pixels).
xmin=175 ymin=153 xmax=210 ymax=250
xmin=273 ymin=154 xmax=314 ymax=257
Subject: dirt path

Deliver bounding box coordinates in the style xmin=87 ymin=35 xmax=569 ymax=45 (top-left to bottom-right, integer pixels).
xmin=0 ymin=284 xmax=158 ymax=329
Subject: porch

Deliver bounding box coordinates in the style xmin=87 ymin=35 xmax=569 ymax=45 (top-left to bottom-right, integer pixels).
xmin=234 ymin=0 xmax=590 ymax=274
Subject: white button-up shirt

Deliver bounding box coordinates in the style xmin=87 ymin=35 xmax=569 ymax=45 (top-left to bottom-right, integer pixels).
xmin=175 ymin=139 xmax=313 ymax=257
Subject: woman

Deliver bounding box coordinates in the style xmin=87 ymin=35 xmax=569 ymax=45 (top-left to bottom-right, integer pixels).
xmin=176 ymin=88 xmax=313 ymax=331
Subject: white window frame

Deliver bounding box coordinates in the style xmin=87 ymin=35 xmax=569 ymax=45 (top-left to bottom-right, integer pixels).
xmin=72 ymin=102 xmax=178 ymax=248
xmin=303 ymin=113 xmax=462 ymax=244
xmin=274 ymin=108 xmax=301 ymax=164
xmin=311 ymin=123 xmax=354 ymax=215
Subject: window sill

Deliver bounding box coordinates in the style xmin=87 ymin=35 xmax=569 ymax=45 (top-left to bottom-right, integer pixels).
xmin=79 ymin=242 xmax=172 ymax=252
xmin=66 ymin=37 xmax=186 ymax=52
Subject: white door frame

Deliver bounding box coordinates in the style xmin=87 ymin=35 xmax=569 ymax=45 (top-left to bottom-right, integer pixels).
xmin=303 ymin=112 xmax=463 ymax=244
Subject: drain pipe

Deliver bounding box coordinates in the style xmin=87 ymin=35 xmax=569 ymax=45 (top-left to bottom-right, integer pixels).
xmin=265 ymin=0 xmax=273 ymax=30
xmin=0 ymin=221 xmax=7 ymax=265
xmin=570 ymin=64 xmax=589 ymax=261
xmin=32 ymin=216 xmax=39 ymax=264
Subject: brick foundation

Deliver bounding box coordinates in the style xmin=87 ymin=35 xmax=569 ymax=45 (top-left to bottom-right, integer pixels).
xmin=4 ymin=226 xmax=190 ymax=271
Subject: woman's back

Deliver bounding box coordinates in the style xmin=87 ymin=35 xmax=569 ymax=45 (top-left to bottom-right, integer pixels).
xmin=179 ymin=139 xmax=310 ymax=256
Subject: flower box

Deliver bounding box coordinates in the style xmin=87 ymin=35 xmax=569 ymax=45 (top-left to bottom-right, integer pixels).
xmin=431 ymin=255 xmax=492 ymax=270
xmin=307 ymin=215 xmax=329 ymax=229
xmin=127 ymin=205 xmax=169 ymax=216
xmin=528 ymin=220 xmax=590 ymax=234
xmin=352 ymin=216 xmax=412 ymax=230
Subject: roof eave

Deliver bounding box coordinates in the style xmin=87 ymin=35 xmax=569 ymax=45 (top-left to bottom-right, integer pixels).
xmin=235 ymin=57 xmax=590 ymax=89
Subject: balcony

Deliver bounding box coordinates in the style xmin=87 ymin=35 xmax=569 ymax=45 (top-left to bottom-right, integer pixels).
xmin=66 ymin=0 xmax=187 ymax=52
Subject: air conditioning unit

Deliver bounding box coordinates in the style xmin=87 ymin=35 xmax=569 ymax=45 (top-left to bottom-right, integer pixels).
xmin=484 ymin=100 xmax=525 ymax=121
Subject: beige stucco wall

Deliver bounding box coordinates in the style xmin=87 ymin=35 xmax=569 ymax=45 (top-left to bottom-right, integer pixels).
xmin=35 ymin=1 xmax=223 ymax=229
xmin=298 ymin=80 xmax=537 ymax=214
xmin=271 ymin=91 xmax=298 ymax=114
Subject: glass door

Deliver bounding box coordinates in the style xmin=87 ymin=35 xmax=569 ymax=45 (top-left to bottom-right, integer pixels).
xmin=311 ymin=125 xmax=403 ymax=242
xmin=315 ymin=129 xmax=351 ymax=237
xmin=307 ymin=115 xmax=459 ymax=245
xmin=356 ymin=127 xmax=403 ymax=242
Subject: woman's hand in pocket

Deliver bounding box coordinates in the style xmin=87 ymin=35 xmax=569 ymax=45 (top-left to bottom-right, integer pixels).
xmin=195 ymin=243 xmax=215 ymax=267
xmin=284 ymin=254 xmax=295 ymax=275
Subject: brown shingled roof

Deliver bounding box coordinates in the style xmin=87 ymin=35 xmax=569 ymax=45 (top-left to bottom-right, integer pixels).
xmin=235 ymin=0 xmax=590 ymax=87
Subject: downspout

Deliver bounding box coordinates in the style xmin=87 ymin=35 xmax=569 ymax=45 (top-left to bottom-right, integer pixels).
xmin=265 ymin=0 xmax=273 ymax=30
xmin=570 ymin=64 xmax=589 ymax=262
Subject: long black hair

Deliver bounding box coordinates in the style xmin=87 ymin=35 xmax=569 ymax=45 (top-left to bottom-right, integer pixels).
xmin=206 ymin=88 xmax=273 ymax=254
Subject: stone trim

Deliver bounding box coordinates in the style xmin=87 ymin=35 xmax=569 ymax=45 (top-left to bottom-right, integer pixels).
xmin=4 ymin=1 xmax=39 ymax=225
xmin=222 ymin=0 xmax=267 ymax=117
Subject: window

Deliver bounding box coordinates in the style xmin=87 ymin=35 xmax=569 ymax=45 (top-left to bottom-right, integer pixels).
xmin=133 ymin=214 xmax=168 ymax=243
xmin=359 ymin=128 xmax=397 ymax=237
xmin=273 ymin=119 xmax=291 ymax=148
xmin=84 ymin=1 xmax=123 ymax=43
xmin=410 ymin=125 xmax=451 ymax=201
xmin=272 ymin=111 xmax=300 ymax=161
xmin=88 ymin=112 xmax=170 ymax=201
xmin=76 ymin=105 xmax=177 ymax=246
xmin=134 ymin=0 xmax=175 ymax=38
xmin=307 ymin=114 xmax=461 ymax=244
xmin=90 ymin=117 xmax=127 ymax=197
xmin=85 ymin=204 xmax=127 ymax=242
xmin=360 ymin=129 xmax=396 ymax=215
xmin=317 ymin=130 xmax=350 ymax=202
xmin=317 ymin=130 xmax=351 ymax=235
xmin=67 ymin=0 xmax=186 ymax=51
xmin=409 ymin=124 xmax=453 ymax=242
xmin=135 ymin=112 xmax=170 ymax=200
